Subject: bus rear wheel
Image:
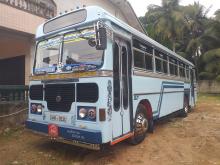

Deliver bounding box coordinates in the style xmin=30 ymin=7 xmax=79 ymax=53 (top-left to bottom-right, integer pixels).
xmin=130 ymin=104 xmax=148 ymax=145
xmin=180 ymin=98 xmax=189 ymax=117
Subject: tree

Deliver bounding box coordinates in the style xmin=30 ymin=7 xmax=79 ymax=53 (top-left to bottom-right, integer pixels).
xmin=214 ymin=9 xmax=220 ymax=22
xmin=139 ymin=1 xmax=220 ymax=81
xmin=199 ymin=20 xmax=220 ymax=81
xmin=182 ymin=2 xmax=209 ymax=78
xmin=144 ymin=0 xmax=184 ymax=52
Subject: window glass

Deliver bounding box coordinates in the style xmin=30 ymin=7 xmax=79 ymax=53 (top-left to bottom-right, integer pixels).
xmin=134 ymin=50 xmax=145 ymax=68
xmin=155 ymin=50 xmax=168 ymax=74
xmin=133 ymin=39 xmax=153 ymax=54
xmin=155 ymin=58 xmax=163 ymax=72
xmin=179 ymin=67 xmax=185 ymax=77
xmin=113 ymin=43 xmax=120 ymax=111
xmin=122 ymin=46 xmax=128 ymax=109
xmin=63 ymin=29 xmax=103 ymax=66
xmin=186 ymin=65 xmax=189 ymax=79
xmin=35 ymin=37 xmax=61 ymax=71
xmin=169 ymin=57 xmax=178 ymax=76
xmin=145 ymin=54 xmax=153 ymax=70
xmin=163 ymin=61 xmax=168 ymax=73
xmin=179 ymin=62 xmax=186 ymax=78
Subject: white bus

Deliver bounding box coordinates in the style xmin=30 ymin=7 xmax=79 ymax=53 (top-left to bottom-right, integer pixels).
xmin=26 ymin=6 xmax=197 ymax=150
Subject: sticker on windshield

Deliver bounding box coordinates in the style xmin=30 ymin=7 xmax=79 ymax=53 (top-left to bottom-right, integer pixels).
xmin=38 ymin=37 xmax=62 ymax=49
xmin=64 ymin=29 xmax=95 ymax=43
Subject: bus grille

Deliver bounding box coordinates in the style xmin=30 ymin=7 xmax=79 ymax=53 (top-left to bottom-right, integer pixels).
xmin=30 ymin=85 xmax=43 ymax=100
xmin=45 ymin=84 xmax=75 ymax=112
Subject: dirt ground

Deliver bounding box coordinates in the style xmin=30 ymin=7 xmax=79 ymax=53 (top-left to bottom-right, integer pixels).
xmin=0 ymin=94 xmax=220 ymax=165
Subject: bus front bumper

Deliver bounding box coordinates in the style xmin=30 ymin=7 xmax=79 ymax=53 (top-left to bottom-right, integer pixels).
xmin=26 ymin=120 xmax=102 ymax=150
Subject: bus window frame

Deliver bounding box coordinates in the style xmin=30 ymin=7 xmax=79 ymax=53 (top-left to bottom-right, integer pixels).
xmin=179 ymin=61 xmax=186 ymax=78
xmin=132 ymin=39 xmax=154 ymax=72
xmin=155 ymin=50 xmax=168 ymax=74
xmin=169 ymin=57 xmax=178 ymax=76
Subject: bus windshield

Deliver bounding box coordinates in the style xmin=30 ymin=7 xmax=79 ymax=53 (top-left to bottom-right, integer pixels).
xmin=35 ymin=37 xmax=61 ymax=72
xmin=63 ymin=29 xmax=103 ymax=66
xmin=34 ymin=28 xmax=104 ymax=73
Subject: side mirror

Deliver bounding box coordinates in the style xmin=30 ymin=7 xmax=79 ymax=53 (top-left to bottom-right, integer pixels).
xmin=95 ymin=22 xmax=107 ymax=50
xmin=88 ymin=38 xmax=96 ymax=47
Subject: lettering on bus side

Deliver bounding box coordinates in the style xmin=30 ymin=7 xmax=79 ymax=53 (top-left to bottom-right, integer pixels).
xmin=107 ymin=80 xmax=112 ymax=121
xmin=66 ymin=130 xmax=85 ymax=140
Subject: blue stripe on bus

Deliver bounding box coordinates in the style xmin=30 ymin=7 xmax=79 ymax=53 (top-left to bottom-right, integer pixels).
xmin=153 ymin=81 xmax=184 ymax=119
xmin=26 ymin=120 xmax=102 ymax=144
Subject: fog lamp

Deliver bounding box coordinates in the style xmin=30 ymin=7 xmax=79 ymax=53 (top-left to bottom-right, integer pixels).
xmin=31 ymin=104 xmax=37 ymax=113
xmin=88 ymin=108 xmax=96 ymax=120
xmin=37 ymin=105 xmax=43 ymax=113
xmin=79 ymin=108 xmax=87 ymax=118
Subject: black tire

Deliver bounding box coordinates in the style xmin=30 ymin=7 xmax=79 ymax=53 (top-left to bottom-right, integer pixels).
xmin=129 ymin=104 xmax=149 ymax=145
xmin=148 ymin=118 xmax=154 ymax=133
xmin=180 ymin=97 xmax=189 ymax=117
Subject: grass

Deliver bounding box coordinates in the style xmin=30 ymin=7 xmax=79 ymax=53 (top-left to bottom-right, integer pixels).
xmin=198 ymin=93 xmax=220 ymax=101
xmin=0 ymin=125 xmax=24 ymax=140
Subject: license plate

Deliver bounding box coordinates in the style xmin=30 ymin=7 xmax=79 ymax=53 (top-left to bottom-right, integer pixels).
xmin=48 ymin=124 xmax=59 ymax=137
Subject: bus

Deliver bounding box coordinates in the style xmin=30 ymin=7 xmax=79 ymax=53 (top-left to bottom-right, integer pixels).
xmin=26 ymin=6 xmax=197 ymax=150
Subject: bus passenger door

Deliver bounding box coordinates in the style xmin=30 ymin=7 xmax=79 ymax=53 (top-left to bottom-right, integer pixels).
xmin=112 ymin=38 xmax=132 ymax=139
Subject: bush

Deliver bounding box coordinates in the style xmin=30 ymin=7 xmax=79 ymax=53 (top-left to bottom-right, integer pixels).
xmin=216 ymin=75 xmax=220 ymax=82
xmin=199 ymin=72 xmax=215 ymax=80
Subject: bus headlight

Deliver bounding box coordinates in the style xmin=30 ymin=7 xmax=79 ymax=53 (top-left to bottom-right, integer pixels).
xmin=37 ymin=105 xmax=43 ymax=113
xmin=79 ymin=108 xmax=87 ymax=118
xmin=31 ymin=103 xmax=43 ymax=115
xmin=88 ymin=108 xmax=96 ymax=120
xmin=31 ymin=104 xmax=37 ymax=113
xmin=77 ymin=106 xmax=96 ymax=121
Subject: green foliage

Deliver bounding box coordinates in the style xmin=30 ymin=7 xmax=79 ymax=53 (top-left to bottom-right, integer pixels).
xmin=199 ymin=72 xmax=215 ymax=80
xmin=202 ymin=48 xmax=220 ymax=62
xmin=216 ymin=75 xmax=220 ymax=82
xmin=140 ymin=1 xmax=220 ymax=80
xmin=214 ymin=9 xmax=220 ymax=22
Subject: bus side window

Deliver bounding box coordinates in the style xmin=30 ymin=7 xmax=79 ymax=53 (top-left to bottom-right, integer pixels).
xmin=133 ymin=49 xmax=145 ymax=68
xmin=169 ymin=57 xmax=178 ymax=76
xmin=145 ymin=53 xmax=153 ymax=71
xmin=186 ymin=65 xmax=190 ymax=80
xmin=113 ymin=42 xmax=120 ymax=111
xmin=179 ymin=62 xmax=186 ymax=78
xmin=155 ymin=50 xmax=168 ymax=74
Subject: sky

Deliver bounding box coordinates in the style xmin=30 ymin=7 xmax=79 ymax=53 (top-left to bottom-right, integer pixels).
xmin=127 ymin=0 xmax=220 ymax=17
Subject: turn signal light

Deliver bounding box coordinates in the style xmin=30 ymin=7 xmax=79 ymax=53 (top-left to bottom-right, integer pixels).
xmin=99 ymin=108 xmax=106 ymax=121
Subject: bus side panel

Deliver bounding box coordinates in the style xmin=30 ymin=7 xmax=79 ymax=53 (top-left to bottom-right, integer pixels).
xmin=132 ymin=75 xmax=185 ymax=119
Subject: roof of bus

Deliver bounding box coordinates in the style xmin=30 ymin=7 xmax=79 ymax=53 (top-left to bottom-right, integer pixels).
xmin=36 ymin=6 xmax=194 ymax=67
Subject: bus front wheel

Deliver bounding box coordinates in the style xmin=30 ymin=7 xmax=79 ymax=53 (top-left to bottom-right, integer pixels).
xmin=130 ymin=104 xmax=148 ymax=145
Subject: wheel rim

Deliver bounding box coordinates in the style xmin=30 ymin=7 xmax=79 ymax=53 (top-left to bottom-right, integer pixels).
xmin=184 ymin=104 xmax=189 ymax=113
xmin=135 ymin=113 xmax=148 ymax=136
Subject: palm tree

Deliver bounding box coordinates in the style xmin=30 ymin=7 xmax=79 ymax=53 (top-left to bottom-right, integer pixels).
xmin=145 ymin=0 xmax=184 ymax=52
xmin=181 ymin=2 xmax=209 ymax=79
xmin=214 ymin=9 xmax=220 ymax=22
xmin=199 ymin=19 xmax=220 ymax=81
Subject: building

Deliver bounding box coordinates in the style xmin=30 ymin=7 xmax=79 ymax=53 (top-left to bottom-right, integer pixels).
xmin=0 ymin=0 xmax=145 ymax=87
xmin=0 ymin=0 xmax=56 ymax=86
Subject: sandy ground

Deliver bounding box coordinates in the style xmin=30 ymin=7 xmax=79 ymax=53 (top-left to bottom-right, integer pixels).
xmin=0 ymin=94 xmax=220 ymax=165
